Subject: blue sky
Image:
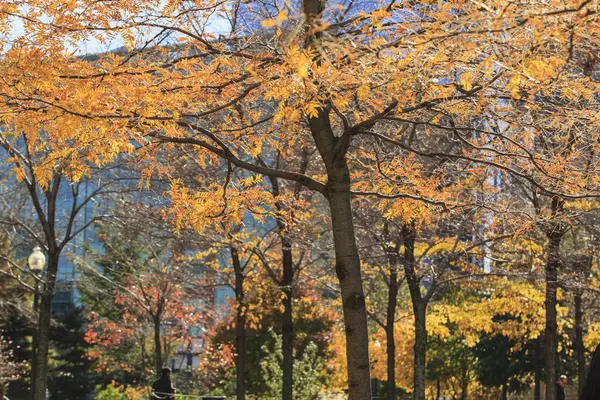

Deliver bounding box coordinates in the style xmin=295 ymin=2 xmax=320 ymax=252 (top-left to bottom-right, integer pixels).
xmin=4 ymin=7 xmax=232 ymax=56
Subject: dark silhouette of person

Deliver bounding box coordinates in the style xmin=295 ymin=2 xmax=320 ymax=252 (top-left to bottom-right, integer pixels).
xmin=152 ymin=368 xmax=175 ymax=400
xmin=557 ymin=375 xmax=567 ymax=400
xmin=581 ymin=344 xmax=600 ymax=400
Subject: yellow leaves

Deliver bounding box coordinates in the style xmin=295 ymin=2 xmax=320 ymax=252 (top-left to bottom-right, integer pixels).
xmin=332 ymin=93 xmax=350 ymax=111
xmin=260 ymin=19 xmax=277 ymax=28
xmin=283 ymin=46 xmax=314 ymax=79
xmin=166 ymin=180 xmax=224 ymax=233
xmin=167 ymin=171 xmax=275 ymax=234
xmin=585 ymin=322 xmax=600 ymax=350
xmin=123 ymin=33 xmax=136 ymax=52
xmin=369 ymin=319 xmax=414 ymax=391
xmin=515 ymin=237 xmax=544 ymax=257
xmin=13 ymin=167 xmax=26 ymax=183
xmin=414 ymin=240 xmax=457 ymax=258
xmin=238 ymin=174 xmax=263 ymax=188
xmin=357 ymin=85 xmax=370 ymax=101
xmin=260 ymin=10 xmax=288 ymax=28
xmin=296 ymin=51 xmax=311 ymax=79
xmin=371 ymin=9 xmax=391 ymax=20
xmin=277 ymin=10 xmax=289 ymax=24
xmin=370 ymin=37 xmax=388 ymax=48
xmin=370 ymin=7 xmax=391 ymax=30
xmin=459 ymin=71 xmax=474 ymax=91
xmin=566 ymin=199 xmax=600 ymax=211
xmin=303 ymin=99 xmax=321 ymax=119
xmin=426 ymin=278 xmax=549 ymax=347
xmin=524 ymin=58 xmax=565 ymax=82
xmin=506 ymin=57 xmax=567 ymax=100
xmin=274 ymin=105 xmax=302 ymax=123
xmin=508 ymin=74 xmax=523 ymax=99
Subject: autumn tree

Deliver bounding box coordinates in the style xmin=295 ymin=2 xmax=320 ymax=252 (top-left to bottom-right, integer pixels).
xmin=199 ymin=279 xmax=336 ymax=398
xmin=558 ymin=208 xmax=600 ymax=396
xmin=4 ymin=1 xmax=600 ymax=399
xmin=258 ymin=162 xmax=319 ymax=400
xmin=80 ymin=215 xmax=212 ymax=381
xmin=0 ymin=132 xmax=138 ymax=399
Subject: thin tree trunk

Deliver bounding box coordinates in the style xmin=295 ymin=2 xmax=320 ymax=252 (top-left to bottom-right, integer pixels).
xmin=33 ymin=253 xmax=58 ymax=400
xmin=383 ymin=222 xmax=400 ymax=400
xmin=545 ymin=245 xmax=558 ymax=400
xmin=436 ymin=379 xmax=440 ymax=400
xmin=544 ymin=196 xmax=564 ymax=400
xmin=154 ymin=317 xmax=163 ymax=376
xmin=30 ymin=281 xmax=39 ymax=400
xmin=501 ymin=336 xmax=509 ymax=400
xmin=280 ymin=235 xmax=294 ymax=400
xmin=29 ymin=174 xmax=62 ymax=400
xmin=402 ymin=223 xmax=426 ymax=400
xmin=413 ymin=301 xmax=427 ymax=400
xmin=545 ymin=232 xmax=562 ymax=400
xmin=534 ymin=337 xmax=541 ymax=400
xmin=141 ymin=332 xmax=147 ymax=374
xmin=32 ymin=293 xmax=50 ymax=400
xmin=386 ymin=271 xmax=399 ymax=400
xmin=575 ymin=292 xmax=585 ymax=398
xmin=269 ymin=175 xmax=296 ymax=400
xmin=231 ymin=247 xmax=246 ymax=400
xmin=460 ymin=362 xmax=469 ymax=400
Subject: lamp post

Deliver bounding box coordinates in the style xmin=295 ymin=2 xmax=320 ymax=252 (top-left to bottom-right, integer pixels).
xmin=28 ymin=246 xmax=45 ymax=400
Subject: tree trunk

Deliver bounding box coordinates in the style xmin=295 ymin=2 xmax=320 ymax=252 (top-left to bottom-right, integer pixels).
xmin=307 ymin=105 xmax=371 ymax=397
xmin=386 ymin=270 xmax=399 ymax=400
xmin=460 ymin=362 xmax=469 ymax=400
xmin=154 ymin=317 xmax=163 ymax=376
xmin=501 ymin=336 xmax=509 ymax=400
xmin=302 ymin=1 xmax=372 ymax=394
xmin=544 ymin=196 xmax=564 ymax=400
xmin=32 ymin=254 xmax=58 ymax=400
xmin=141 ymin=332 xmax=147 ymax=374
xmin=544 ymin=232 xmax=562 ymax=400
xmin=412 ymin=301 xmax=427 ymax=400
xmin=269 ymin=175 xmax=296 ymax=400
xmin=575 ymin=292 xmax=585 ymax=398
xmin=231 ymin=247 xmax=246 ymax=400
xmin=281 ymin=234 xmax=294 ymax=400
xmin=326 ymin=173 xmax=372 ymax=399
xmin=33 ymin=291 xmax=51 ymax=400
xmin=534 ymin=337 xmax=541 ymax=400
xmin=383 ymin=222 xmax=399 ymax=400
xmin=30 ymin=280 xmax=39 ymax=400
xmin=402 ymin=223 xmax=426 ymax=400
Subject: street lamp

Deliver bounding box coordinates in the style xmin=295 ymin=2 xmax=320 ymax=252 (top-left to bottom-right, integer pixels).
xmin=28 ymin=246 xmax=45 ymax=400
xmin=28 ymin=246 xmax=46 ymax=273
xmin=28 ymin=246 xmax=46 ymax=314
